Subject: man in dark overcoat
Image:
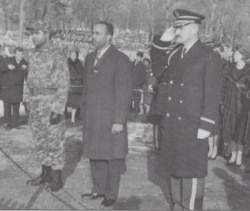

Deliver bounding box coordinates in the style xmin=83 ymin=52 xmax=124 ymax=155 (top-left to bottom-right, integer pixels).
xmin=0 ymin=45 xmax=7 ymax=100
xmin=81 ymin=21 xmax=132 ymax=207
xmin=131 ymin=51 xmax=146 ymax=114
xmin=151 ymin=9 xmax=222 ymax=210
xmin=1 ymin=47 xmax=28 ymax=129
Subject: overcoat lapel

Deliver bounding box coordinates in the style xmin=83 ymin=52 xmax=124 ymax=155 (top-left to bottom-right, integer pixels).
xmin=180 ymin=40 xmax=203 ymax=67
xmin=90 ymin=51 xmax=97 ymax=70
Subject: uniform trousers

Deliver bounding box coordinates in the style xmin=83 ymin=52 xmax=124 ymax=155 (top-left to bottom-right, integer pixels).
xmin=29 ymin=95 xmax=66 ymax=170
xmin=170 ymin=176 xmax=205 ymax=211
xmin=4 ymin=101 xmax=20 ymax=126
xmin=90 ymin=159 xmax=125 ymax=200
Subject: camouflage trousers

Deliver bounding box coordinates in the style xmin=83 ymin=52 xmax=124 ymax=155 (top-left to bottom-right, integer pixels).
xmin=29 ymin=96 xmax=66 ymax=170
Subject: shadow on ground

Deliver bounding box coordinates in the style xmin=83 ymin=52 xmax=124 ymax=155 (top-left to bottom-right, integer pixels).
xmin=62 ymin=139 xmax=83 ymax=185
xmin=113 ymin=195 xmax=142 ymax=210
xmin=147 ymin=153 xmax=172 ymax=209
xmin=0 ymin=186 xmax=43 ymax=209
xmin=0 ymin=197 xmax=27 ymax=209
xmin=213 ymin=167 xmax=250 ymax=210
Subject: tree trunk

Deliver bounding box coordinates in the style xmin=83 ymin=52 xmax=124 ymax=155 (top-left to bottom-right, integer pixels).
xmin=126 ymin=0 xmax=132 ymax=31
xmin=165 ymin=8 xmax=170 ymax=28
xmin=42 ymin=0 xmax=49 ymax=20
xmin=19 ymin=0 xmax=26 ymax=45
xmin=4 ymin=9 xmax=8 ymax=32
xmin=2 ymin=1 xmax=8 ymax=32
xmin=207 ymin=0 xmax=218 ymax=37
xmin=87 ymin=0 xmax=93 ymax=28
xmin=147 ymin=0 xmax=154 ymax=39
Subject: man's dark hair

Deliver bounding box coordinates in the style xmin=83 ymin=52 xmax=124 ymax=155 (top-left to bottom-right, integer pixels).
xmin=14 ymin=47 xmax=23 ymax=53
xmin=96 ymin=21 xmax=114 ymax=37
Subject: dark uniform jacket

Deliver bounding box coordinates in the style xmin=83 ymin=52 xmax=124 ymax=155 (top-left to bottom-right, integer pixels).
xmin=67 ymin=58 xmax=84 ymax=108
xmin=151 ymin=37 xmax=222 ymax=178
xmin=149 ymin=41 xmax=180 ymax=120
xmin=132 ymin=61 xmax=146 ymax=89
xmin=82 ymin=45 xmax=132 ymax=160
xmin=1 ymin=56 xmax=28 ymax=103
xmin=0 ymin=55 xmax=7 ymax=99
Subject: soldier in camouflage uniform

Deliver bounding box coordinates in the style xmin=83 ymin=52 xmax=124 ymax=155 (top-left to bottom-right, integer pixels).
xmin=23 ymin=20 xmax=70 ymax=192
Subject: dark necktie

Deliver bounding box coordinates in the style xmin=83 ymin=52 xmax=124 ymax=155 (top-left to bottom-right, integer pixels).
xmin=94 ymin=50 xmax=101 ymax=66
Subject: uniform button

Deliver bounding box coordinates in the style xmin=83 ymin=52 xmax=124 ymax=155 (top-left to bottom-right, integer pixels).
xmin=178 ymin=117 xmax=182 ymax=120
xmin=166 ymin=113 xmax=170 ymax=117
xmin=179 ymin=100 xmax=183 ymax=104
xmin=180 ymin=83 xmax=184 ymax=87
xmin=168 ymin=97 xmax=172 ymax=101
xmin=170 ymin=80 xmax=174 ymax=85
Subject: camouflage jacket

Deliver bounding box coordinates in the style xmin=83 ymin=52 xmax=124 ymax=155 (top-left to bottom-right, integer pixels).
xmin=23 ymin=46 xmax=70 ymax=115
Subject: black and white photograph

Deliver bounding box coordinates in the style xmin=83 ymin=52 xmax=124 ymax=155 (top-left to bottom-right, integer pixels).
xmin=0 ymin=0 xmax=250 ymax=210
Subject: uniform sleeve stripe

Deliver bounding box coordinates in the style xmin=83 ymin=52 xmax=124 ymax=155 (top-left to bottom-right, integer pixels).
xmin=200 ymin=117 xmax=215 ymax=125
xmin=152 ymin=43 xmax=171 ymax=50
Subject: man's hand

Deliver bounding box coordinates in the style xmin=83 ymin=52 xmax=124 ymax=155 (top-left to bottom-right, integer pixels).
xmin=21 ymin=64 xmax=27 ymax=70
xmin=8 ymin=64 xmax=15 ymax=70
xmin=148 ymin=85 xmax=153 ymax=92
xmin=160 ymin=27 xmax=176 ymax=42
xmin=197 ymin=128 xmax=211 ymax=140
xmin=112 ymin=123 xmax=124 ymax=134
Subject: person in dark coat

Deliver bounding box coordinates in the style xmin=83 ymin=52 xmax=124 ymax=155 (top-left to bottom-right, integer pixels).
xmin=0 ymin=45 xmax=7 ymax=100
xmin=142 ymin=58 xmax=160 ymax=149
xmin=1 ymin=47 xmax=28 ymax=129
xmin=151 ymin=9 xmax=222 ymax=210
xmin=225 ymin=49 xmax=250 ymax=167
xmin=81 ymin=22 xmax=132 ymax=207
xmin=234 ymin=71 xmax=250 ymax=152
xmin=207 ymin=48 xmax=226 ymax=160
xmin=142 ymin=58 xmax=157 ymax=114
xmin=131 ymin=51 xmax=146 ymax=115
xmin=66 ymin=46 xmax=84 ymax=124
xmin=214 ymin=45 xmax=233 ymax=156
xmin=220 ymin=52 xmax=246 ymax=158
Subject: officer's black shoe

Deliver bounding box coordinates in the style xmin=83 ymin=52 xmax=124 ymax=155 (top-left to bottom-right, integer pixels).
xmin=100 ymin=198 xmax=116 ymax=207
xmin=26 ymin=165 xmax=51 ymax=186
xmin=48 ymin=170 xmax=63 ymax=192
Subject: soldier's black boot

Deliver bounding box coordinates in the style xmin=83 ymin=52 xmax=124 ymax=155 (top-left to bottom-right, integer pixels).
xmin=26 ymin=165 xmax=51 ymax=186
xmin=48 ymin=170 xmax=63 ymax=192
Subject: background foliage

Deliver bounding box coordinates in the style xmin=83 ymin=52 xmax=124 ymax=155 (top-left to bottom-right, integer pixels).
xmin=0 ymin=0 xmax=250 ymax=47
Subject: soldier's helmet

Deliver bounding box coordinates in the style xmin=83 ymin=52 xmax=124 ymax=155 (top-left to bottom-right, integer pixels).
xmin=26 ymin=20 xmax=51 ymax=33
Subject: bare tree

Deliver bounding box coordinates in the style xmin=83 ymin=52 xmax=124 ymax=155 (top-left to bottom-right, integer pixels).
xmin=19 ymin=0 xmax=26 ymax=45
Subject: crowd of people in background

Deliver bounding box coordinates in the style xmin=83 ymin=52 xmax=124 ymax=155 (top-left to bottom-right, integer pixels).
xmin=0 ymin=14 xmax=250 ymax=209
xmin=128 ymin=42 xmax=250 ymax=171
xmin=1 ymin=35 xmax=250 ymax=171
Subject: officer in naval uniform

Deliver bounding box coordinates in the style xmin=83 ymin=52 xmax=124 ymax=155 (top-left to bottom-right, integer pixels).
xmin=151 ymin=9 xmax=222 ymax=210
